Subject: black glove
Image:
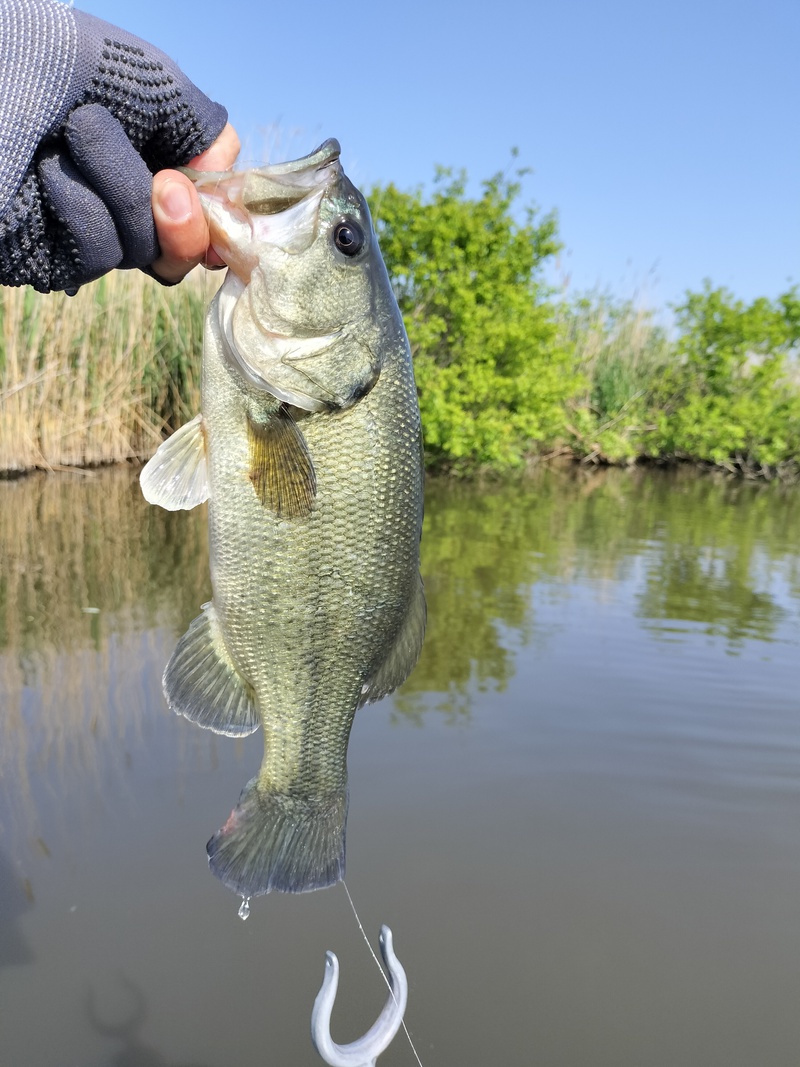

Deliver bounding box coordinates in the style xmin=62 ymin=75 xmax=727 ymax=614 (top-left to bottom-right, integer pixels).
xmin=0 ymin=0 xmax=228 ymax=292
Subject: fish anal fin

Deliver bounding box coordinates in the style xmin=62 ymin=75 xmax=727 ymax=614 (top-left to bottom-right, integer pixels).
xmin=163 ymin=602 xmax=260 ymax=737
xmin=140 ymin=413 xmax=209 ymax=512
xmin=207 ymin=779 xmax=347 ymax=896
xmin=360 ymin=572 xmax=427 ymax=707
xmin=247 ymin=407 xmax=316 ymax=518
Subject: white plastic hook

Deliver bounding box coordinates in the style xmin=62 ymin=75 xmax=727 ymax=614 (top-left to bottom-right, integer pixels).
xmin=311 ymin=925 xmax=408 ymax=1067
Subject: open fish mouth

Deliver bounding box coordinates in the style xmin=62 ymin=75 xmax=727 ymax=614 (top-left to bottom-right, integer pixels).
xmin=182 ymin=140 xmax=350 ymax=271
xmin=239 ymin=138 xmax=342 ymax=211
xmin=184 ymin=139 xmax=342 ymax=216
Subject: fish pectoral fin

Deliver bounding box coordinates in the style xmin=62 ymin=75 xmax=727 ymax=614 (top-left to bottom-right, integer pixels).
xmin=247 ymin=407 xmax=316 ymax=518
xmin=163 ymin=602 xmax=260 ymax=737
xmin=359 ymin=572 xmax=427 ymax=707
xmin=139 ymin=413 xmax=209 ymax=511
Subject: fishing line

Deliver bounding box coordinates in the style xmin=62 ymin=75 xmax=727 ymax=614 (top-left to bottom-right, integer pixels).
xmin=341 ymin=879 xmax=426 ymax=1067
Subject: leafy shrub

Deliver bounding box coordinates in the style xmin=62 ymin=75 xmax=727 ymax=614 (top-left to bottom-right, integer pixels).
xmin=370 ymin=162 xmax=577 ymax=471
xmin=645 ymin=284 xmax=800 ymax=473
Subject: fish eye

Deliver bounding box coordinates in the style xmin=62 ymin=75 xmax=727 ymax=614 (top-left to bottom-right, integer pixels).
xmin=333 ymin=220 xmax=365 ymax=257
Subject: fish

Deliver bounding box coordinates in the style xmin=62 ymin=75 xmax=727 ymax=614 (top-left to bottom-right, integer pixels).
xmin=140 ymin=140 xmax=425 ymax=898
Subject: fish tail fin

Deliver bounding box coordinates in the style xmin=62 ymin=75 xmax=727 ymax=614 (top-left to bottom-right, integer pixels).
xmin=207 ymin=778 xmax=348 ymax=896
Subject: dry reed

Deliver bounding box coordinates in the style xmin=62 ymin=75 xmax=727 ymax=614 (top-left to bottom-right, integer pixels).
xmin=559 ymin=294 xmax=671 ymax=394
xmin=0 ymin=271 xmax=214 ymax=473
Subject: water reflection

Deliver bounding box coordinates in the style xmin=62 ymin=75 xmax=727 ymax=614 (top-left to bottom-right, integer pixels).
xmin=1 ymin=465 xmax=799 ymax=1067
xmin=87 ymin=976 xmax=212 ymax=1067
xmin=0 ymin=469 xmax=209 ymax=659
xmin=621 ymin=471 xmax=799 ymax=643
xmin=0 ymin=846 xmax=34 ymax=967
xmin=1 ymin=467 xmax=797 ymax=736
xmin=0 ymin=470 xmax=209 ymax=831
xmin=399 ymin=467 xmax=799 ymax=715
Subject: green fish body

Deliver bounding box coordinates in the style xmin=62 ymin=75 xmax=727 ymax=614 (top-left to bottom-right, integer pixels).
xmin=141 ymin=141 xmax=425 ymax=897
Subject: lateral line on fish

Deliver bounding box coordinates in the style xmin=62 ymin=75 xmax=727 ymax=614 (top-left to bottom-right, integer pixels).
xmin=341 ymin=880 xmax=426 ymax=1067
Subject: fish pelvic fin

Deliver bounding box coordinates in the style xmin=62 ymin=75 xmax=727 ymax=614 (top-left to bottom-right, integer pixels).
xmin=207 ymin=778 xmax=347 ymax=896
xmin=360 ymin=572 xmax=427 ymax=707
xmin=247 ymin=405 xmax=316 ymax=519
xmin=139 ymin=414 xmax=209 ymax=511
xmin=163 ymin=603 xmax=260 ymax=737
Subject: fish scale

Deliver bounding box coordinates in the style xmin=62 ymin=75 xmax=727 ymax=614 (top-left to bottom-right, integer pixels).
xmin=140 ymin=140 xmax=425 ymax=897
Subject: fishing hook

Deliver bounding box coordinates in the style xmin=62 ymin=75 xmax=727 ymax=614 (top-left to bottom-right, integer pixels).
xmin=311 ymin=925 xmax=408 ymax=1067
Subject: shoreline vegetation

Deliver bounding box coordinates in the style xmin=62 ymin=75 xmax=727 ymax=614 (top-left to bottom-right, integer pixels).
xmin=1 ymin=164 xmax=798 ymax=480
xmin=0 ymin=271 xmax=207 ymax=474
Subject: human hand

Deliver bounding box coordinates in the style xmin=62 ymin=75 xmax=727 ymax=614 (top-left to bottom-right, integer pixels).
xmin=150 ymin=123 xmax=241 ymax=284
xmin=0 ymin=0 xmax=229 ymax=293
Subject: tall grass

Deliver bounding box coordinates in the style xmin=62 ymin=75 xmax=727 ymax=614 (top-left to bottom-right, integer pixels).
xmin=0 ymin=271 xmax=210 ymax=472
xmin=2 ymin=267 xmax=798 ymax=478
xmin=557 ymin=294 xmax=673 ymax=462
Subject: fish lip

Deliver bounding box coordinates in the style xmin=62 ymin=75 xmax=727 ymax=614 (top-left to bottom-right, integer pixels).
xmin=258 ymin=138 xmax=341 ymax=177
xmin=184 ymin=139 xmax=342 ymax=194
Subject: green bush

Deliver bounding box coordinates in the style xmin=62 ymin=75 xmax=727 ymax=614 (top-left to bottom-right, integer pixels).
xmin=6 ymin=153 xmax=797 ymax=481
xmin=370 ymin=162 xmax=578 ymax=471
xmin=645 ymin=284 xmax=800 ymax=473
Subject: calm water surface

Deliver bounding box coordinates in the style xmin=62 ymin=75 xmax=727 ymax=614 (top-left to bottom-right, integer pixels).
xmin=1 ymin=466 xmax=799 ymax=1066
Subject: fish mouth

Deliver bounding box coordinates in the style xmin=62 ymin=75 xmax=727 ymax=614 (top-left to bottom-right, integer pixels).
xmin=184 ymin=139 xmax=342 ymax=216
xmin=182 ymin=140 xmax=345 ymax=272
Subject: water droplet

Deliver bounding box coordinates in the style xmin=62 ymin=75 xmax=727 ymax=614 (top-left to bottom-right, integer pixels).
xmin=238 ymin=896 xmax=251 ymax=921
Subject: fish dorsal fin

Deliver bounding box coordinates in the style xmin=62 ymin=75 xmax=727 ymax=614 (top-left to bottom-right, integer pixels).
xmin=247 ymin=406 xmax=317 ymax=519
xmin=163 ymin=602 xmax=260 ymax=736
xmin=359 ymin=572 xmax=427 ymax=707
xmin=139 ymin=414 xmax=209 ymax=511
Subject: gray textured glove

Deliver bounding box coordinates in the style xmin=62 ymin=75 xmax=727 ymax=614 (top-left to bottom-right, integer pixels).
xmin=0 ymin=0 xmax=228 ymax=292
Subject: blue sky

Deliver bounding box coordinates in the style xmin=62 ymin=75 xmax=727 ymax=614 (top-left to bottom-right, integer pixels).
xmin=82 ymin=0 xmax=798 ymax=316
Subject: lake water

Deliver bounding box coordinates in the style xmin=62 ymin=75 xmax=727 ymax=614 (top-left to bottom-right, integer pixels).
xmin=1 ymin=465 xmax=799 ymax=1067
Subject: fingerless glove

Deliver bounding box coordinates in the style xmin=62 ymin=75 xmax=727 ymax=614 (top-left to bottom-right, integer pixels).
xmin=0 ymin=0 xmax=227 ymax=291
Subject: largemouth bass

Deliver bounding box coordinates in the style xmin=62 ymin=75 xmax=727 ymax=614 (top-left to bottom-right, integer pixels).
xmin=140 ymin=140 xmax=425 ymax=898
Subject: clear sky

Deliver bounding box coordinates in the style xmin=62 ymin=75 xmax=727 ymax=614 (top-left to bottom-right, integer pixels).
xmin=82 ymin=0 xmax=798 ymax=315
